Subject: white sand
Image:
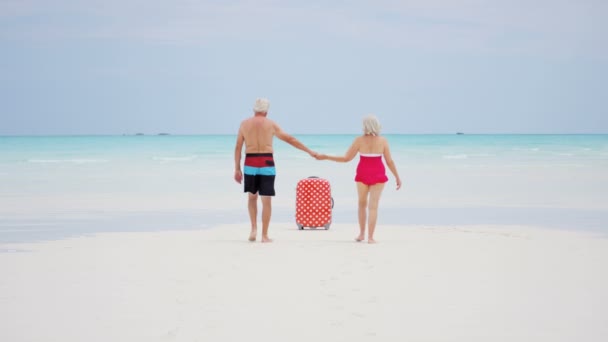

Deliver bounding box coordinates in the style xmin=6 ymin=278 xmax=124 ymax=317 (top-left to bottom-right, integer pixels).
xmin=1 ymin=223 xmax=607 ymax=342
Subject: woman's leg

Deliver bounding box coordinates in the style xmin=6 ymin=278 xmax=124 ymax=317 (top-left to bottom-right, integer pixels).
xmin=367 ymin=183 xmax=386 ymax=243
xmin=356 ymin=182 xmax=370 ymax=241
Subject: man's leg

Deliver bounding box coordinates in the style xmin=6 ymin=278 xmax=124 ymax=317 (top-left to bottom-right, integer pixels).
xmin=248 ymin=192 xmax=258 ymax=241
xmin=260 ymin=195 xmax=273 ymax=243
xmin=356 ymin=182 xmax=370 ymax=242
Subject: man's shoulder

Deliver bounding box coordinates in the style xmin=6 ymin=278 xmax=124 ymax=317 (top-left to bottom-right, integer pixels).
xmin=240 ymin=117 xmax=257 ymax=128
xmin=242 ymin=116 xmax=275 ymax=123
xmin=266 ymin=118 xmax=279 ymax=131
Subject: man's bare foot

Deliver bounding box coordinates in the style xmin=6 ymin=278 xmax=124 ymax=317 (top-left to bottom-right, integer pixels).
xmin=261 ymin=236 xmax=273 ymax=243
xmin=248 ymin=230 xmax=257 ymax=242
xmin=355 ymin=235 xmax=365 ymax=242
xmin=368 ymin=239 xmax=377 ymax=244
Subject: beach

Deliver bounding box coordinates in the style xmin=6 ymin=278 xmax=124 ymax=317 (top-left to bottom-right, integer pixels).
xmin=1 ymin=223 xmax=607 ymax=341
xmin=3 ymin=0 xmax=607 ymax=339
xmin=1 ymin=134 xmax=608 ymax=341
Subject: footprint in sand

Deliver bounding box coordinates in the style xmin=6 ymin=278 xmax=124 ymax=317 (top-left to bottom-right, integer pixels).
xmin=366 ymin=296 xmax=378 ymax=304
xmin=163 ymin=327 xmax=179 ymax=340
xmin=351 ymin=312 xmax=366 ymax=319
xmin=330 ymin=320 xmax=344 ymax=327
xmin=340 ymin=269 xmax=352 ymax=276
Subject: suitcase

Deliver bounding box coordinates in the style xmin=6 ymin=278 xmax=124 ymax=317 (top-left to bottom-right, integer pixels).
xmin=296 ymin=176 xmax=334 ymax=230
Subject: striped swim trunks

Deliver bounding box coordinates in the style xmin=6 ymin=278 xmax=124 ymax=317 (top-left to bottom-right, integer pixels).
xmin=243 ymin=153 xmax=276 ymax=196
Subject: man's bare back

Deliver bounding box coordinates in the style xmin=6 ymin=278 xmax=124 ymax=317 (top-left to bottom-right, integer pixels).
xmin=234 ymin=112 xmax=311 ymax=185
xmin=239 ymin=116 xmax=276 ymax=154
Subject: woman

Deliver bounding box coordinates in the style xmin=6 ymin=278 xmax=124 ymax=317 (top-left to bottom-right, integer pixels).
xmin=317 ymin=115 xmax=402 ymax=243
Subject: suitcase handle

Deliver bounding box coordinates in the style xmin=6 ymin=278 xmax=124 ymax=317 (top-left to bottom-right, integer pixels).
xmin=308 ymin=176 xmax=319 ymax=178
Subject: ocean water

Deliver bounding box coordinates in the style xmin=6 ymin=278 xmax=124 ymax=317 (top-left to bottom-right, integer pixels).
xmin=1 ymin=134 xmax=608 ymax=243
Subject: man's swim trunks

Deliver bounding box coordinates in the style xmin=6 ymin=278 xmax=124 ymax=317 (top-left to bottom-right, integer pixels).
xmin=244 ymin=153 xmax=276 ymax=196
xmin=355 ymin=154 xmax=388 ymax=186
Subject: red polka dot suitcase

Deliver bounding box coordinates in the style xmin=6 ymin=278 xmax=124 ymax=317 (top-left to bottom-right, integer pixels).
xmin=296 ymin=176 xmax=333 ymax=230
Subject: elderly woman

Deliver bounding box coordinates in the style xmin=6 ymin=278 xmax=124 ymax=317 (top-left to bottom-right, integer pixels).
xmin=317 ymin=115 xmax=402 ymax=243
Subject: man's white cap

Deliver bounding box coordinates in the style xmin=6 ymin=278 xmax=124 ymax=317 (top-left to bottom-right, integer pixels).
xmin=253 ymin=98 xmax=270 ymax=113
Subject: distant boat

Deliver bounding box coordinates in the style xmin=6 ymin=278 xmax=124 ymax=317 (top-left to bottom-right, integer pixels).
xmin=135 ymin=133 xmax=145 ymax=136
xmin=456 ymin=132 xmax=464 ymax=135
xmin=158 ymin=133 xmax=170 ymax=136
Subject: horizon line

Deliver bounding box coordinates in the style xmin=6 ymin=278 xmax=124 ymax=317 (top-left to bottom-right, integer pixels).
xmin=2 ymin=132 xmax=608 ymax=137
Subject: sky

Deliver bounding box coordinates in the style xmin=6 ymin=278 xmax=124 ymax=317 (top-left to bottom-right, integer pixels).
xmin=1 ymin=0 xmax=607 ymax=135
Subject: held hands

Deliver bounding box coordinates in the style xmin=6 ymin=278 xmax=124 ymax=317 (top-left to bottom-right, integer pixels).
xmin=309 ymin=151 xmax=328 ymax=160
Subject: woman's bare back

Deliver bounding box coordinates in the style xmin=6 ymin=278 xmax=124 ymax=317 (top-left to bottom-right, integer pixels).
xmin=357 ymin=135 xmax=386 ymax=155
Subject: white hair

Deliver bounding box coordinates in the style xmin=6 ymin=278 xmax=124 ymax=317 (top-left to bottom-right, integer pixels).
xmin=253 ymin=98 xmax=270 ymax=113
xmin=362 ymin=115 xmax=381 ymax=135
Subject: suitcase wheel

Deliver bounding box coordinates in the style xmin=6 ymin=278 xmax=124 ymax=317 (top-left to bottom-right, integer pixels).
xmin=324 ymin=223 xmax=330 ymax=230
xmin=297 ymin=224 xmax=304 ymax=230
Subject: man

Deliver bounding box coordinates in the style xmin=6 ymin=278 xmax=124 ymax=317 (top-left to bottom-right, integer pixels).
xmin=234 ymin=98 xmax=316 ymax=242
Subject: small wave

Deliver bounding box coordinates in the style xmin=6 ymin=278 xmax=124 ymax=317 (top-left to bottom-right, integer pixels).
xmin=443 ymin=154 xmax=468 ymax=159
xmin=152 ymin=156 xmax=198 ymax=162
xmin=0 ymin=222 xmax=59 ymax=228
xmin=27 ymin=159 xmax=109 ymax=164
xmin=0 ymin=248 xmax=29 ymax=253
xmin=28 ymin=159 xmax=62 ymax=163
xmin=513 ymin=148 xmax=540 ymax=152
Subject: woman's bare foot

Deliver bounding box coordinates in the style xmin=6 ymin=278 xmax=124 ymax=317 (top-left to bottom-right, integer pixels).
xmin=368 ymin=239 xmax=377 ymax=244
xmin=355 ymin=235 xmax=365 ymax=242
xmin=261 ymin=236 xmax=273 ymax=243
xmin=248 ymin=229 xmax=257 ymax=242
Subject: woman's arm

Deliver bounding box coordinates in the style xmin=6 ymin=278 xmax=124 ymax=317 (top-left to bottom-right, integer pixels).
xmin=319 ymin=138 xmax=360 ymax=162
xmin=383 ymin=138 xmax=402 ymax=190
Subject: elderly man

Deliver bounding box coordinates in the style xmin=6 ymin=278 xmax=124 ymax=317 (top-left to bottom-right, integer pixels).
xmin=234 ymin=98 xmax=317 ymax=242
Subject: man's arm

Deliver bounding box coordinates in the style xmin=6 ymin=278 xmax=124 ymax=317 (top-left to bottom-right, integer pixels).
xmin=273 ymin=122 xmax=316 ymax=156
xmin=234 ymin=124 xmax=245 ymax=184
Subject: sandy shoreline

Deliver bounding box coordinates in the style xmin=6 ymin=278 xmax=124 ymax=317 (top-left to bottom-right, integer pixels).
xmin=1 ymin=223 xmax=607 ymax=342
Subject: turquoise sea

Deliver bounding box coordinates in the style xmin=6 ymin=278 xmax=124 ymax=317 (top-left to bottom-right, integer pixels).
xmin=1 ymin=134 xmax=608 ymax=243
